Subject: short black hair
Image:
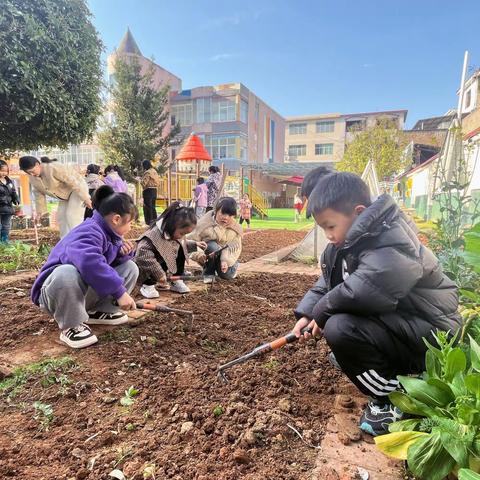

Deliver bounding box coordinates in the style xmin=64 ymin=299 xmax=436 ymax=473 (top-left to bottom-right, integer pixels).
xmin=86 ymin=164 xmax=101 ymax=175
xmin=197 ymin=177 xmax=204 ymax=184
xmin=93 ymin=185 xmax=138 ymax=221
xmin=157 ymin=201 xmax=197 ymax=236
xmin=307 ymin=172 xmax=372 ymax=217
xmin=215 ymin=197 xmax=237 ymax=216
xmin=301 ymin=166 xmax=333 ymax=199
xmin=209 ymin=165 xmax=220 ymax=174
xmin=142 ymin=160 xmax=152 ymax=170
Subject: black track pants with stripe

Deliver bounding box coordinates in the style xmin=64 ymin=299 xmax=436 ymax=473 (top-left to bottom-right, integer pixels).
xmin=322 ymin=313 xmax=427 ymax=400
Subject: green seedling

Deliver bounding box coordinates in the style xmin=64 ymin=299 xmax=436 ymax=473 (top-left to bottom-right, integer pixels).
xmin=200 ymin=339 xmax=232 ymax=356
xmin=33 ymin=401 xmax=54 ymax=429
xmin=264 ymin=358 xmax=280 ymax=370
xmin=212 ymin=405 xmax=224 ymax=417
xmin=113 ymin=446 xmax=134 ymax=468
xmin=143 ymin=463 xmax=156 ymax=479
xmin=120 ymin=386 xmax=139 ymax=407
xmin=125 ymin=423 xmax=135 ymax=431
xmin=0 ymin=356 xmax=77 ymax=399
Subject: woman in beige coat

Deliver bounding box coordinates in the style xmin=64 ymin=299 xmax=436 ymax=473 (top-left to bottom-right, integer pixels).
xmin=19 ymin=156 xmax=91 ymax=238
xmin=189 ymin=197 xmax=243 ymax=280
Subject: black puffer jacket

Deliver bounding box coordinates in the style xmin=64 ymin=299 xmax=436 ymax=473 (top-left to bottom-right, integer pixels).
xmin=295 ymin=195 xmax=461 ymax=344
xmin=0 ymin=177 xmax=19 ymax=215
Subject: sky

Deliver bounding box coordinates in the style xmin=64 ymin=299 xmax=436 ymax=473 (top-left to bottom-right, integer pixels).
xmin=88 ymin=0 xmax=480 ymax=128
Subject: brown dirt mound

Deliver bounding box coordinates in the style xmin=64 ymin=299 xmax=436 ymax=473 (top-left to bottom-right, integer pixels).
xmin=0 ymin=273 xmax=343 ymax=479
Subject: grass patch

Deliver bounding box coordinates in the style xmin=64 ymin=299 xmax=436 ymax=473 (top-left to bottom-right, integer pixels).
xmin=199 ymin=339 xmax=233 ymax=356
xmin=250 ymin=208 xmax=313 ymax=231
xmin=0 ymin=356 xmax=77 ymax=399
xmin=0 ymin=241 xmax=50 ymax=273
xmin=98 ymin=327 xmax=133 ymax=342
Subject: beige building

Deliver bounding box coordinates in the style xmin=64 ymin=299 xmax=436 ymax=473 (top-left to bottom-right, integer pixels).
xmin=285 ymin=109 xmax=407 ymax=163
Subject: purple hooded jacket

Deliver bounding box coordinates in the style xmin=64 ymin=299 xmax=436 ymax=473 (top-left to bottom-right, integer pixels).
xmin=31 ymin=211 xmax=133 ymax=305
xmin=104 ymin=172 xmax=128 ymax=193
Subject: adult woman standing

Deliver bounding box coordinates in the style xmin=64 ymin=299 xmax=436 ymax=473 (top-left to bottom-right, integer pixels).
xmin=140 ymin=160 xmax=161 ymax=225
xmin=19 ymin=156 xmax=91 ymax=238
xmin=84 ymin=164 xmax=104 ymax=219
xmin=205 ymin=165 xmax=222 ymax=212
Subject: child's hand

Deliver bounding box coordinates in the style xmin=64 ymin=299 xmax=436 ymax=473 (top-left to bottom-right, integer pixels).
xmin=196 ymin=241 xmax=207 ymax=250
xmin=120 ymin=240 xmax=135 ymax=256
xmin=84 ymin=198 xmax=93 ymax=210
xmin=220 ymin=261 xmax=228 ymax=273
xmin=117 ymin=292 xmax=136 ymax=310
xmin=293 ymin=317 xmax=322 ymax=342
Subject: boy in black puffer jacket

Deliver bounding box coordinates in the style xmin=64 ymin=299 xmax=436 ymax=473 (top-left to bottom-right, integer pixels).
xmin=0 ymin=161 xmax=20 ymax=243
xmin=293 ymin=172 xmax=461 ymax=436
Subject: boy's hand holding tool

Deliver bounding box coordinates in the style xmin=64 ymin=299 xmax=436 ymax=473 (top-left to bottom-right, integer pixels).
xmin=293 ymin=316 xmax=322 ymax=341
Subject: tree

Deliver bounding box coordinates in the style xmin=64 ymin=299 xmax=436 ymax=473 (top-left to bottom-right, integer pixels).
xmin=0 ymin=0 xmax=103 ymax=152
xmin=337 ymin=119 xmax=408 ymax=180
xmin=98 ymin=56 xmax=182 ymax=179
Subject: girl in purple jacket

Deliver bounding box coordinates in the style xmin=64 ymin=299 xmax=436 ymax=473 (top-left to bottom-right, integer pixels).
xmin=104 ymin=165 xmax=128 ymax=193
xmin=31 ymin=185 xmax=139 ymax=349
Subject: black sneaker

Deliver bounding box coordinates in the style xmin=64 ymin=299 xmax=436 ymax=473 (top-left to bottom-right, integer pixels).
xmin=87 ymin=311 xmax=129 ymax=325
xmin=60 ymin=324 xmax=98 ymax=349
xmin=359 ymin=399 xmax=404 ymax=436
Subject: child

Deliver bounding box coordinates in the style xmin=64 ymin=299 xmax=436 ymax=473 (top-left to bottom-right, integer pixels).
xmin=293 ymin=193 xmax=303 ymax=222
xmin=31 ymin=185 xmax=139 ymax=349
xmin=293 ymin=172 xmax=461 ymax=436
xmin=0 ymin=160 xmax=20 ymax=243
xmin=84 ymin=163 xmax=104 ymax=219
xmin=135 ymin=202 xmax=207 ymax=298
xmin=189 ymin=197 xmax=242 ymax=281
xmin=141 ymin=160 xmax=161 ymax=226
xmin=238 ymin=193 xmax=252 ymax=230
xmin=193 ymin=177 xmax=208 ymax=218
xmin=205 ymin=166 xmax=222 ymax=212
xmin=104 ymin=165 xmax=128 ymax=193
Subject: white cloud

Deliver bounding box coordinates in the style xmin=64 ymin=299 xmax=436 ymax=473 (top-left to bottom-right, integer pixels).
xmin=209 ymin=53 xmax=242 ymax=62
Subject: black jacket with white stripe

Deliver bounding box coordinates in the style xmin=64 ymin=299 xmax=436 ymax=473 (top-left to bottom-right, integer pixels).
xmin=294 ymin=194 xmax=461 ymax=344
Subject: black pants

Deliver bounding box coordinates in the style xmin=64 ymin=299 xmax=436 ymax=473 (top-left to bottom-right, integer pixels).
xmin=143 ymin=247 xmax=185 ymax=286
xmin=239 ymin=217 xmax=250 ymax=226
xmin=323 ymin=313 xmax=427 ymax=400
xmin=143 ymin=188 xmax=157 ymax=226
xmin=205 ymin=206 xmax=214 ymax=213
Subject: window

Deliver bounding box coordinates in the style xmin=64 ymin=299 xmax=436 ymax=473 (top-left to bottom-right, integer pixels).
xmin=289 ymin=123 xmax=307 ymax=135
xmin=240 ymin=99 xmax=248 ymax=123
xmin=195 ymin=97 xmax=211 ymax=123
xmin=315 ymin=143 xmax=333 ymax=155
xmin=346 ymin=119 xmax=365 ymax=132
xmin=171 ymin=103 xmax=193 ymax=126
xmin=465 ymin=90 xmax=472 ymax=109
xmin=206 ymin=136 xmax=237 ymax=159
xmin=212 ymin=98 xmax=236 ymax=122
xmin=288 ymin=144 xmax=306 ymax=156
xmin=316 ymin=120 xmax=334 ymax=133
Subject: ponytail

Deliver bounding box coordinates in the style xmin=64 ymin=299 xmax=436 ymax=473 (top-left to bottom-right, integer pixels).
xmin=157 ymin=201 xmax=197 ymax=237
xmin=92 ymin=185 xmax=138 ymax=220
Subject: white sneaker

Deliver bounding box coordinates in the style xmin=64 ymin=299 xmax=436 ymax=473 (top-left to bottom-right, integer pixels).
xmin=203 ymin=276 xmax=214 ymax=284
xmin=140 ymin=284 xmax=160 ymax=299
xmin=170 ymin=280 xmax=190 ymax=294
xmin=60 ymin=324 xmax=98 ymax=349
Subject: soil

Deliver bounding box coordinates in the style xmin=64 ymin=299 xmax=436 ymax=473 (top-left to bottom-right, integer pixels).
xmin=0 ymin=273 xmax=345 ymax=479
xmin=239 ymin=230 xmax=307 ymax=262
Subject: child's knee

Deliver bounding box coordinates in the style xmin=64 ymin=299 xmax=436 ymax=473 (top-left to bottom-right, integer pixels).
xmin=123 ymin=260 xmax=139 ymax=282
xmin=323 ymin=313 xmax=356 ymax=350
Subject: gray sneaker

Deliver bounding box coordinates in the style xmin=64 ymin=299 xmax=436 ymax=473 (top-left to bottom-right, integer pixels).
xmin=359 ymin=399 xmax=404 ymax=436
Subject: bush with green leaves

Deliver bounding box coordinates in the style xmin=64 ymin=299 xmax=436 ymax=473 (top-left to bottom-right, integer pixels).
xmin=0 ymin=241 xmax=50 ymax=273
xmin=0 ymin=0 xmax=103 ymax=151
xmin=375 ymin=331 xmax=480 ymax=479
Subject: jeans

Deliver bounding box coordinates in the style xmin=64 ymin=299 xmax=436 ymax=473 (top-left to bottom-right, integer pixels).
xmin=143 ymin=188 xmax=157 ymax=226
xmin=39 ymin=260 xmax=139 ymax=330
xmin=203 ymin=241 xmax=238 ymax=280
xmin=0 ymin=214 xmax=12 ymax=242
xmin=195 ymin=206 xmax=206 ymax=218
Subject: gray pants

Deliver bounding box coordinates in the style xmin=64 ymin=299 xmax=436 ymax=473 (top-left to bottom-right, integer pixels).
xmin=57 ymin=191 xmax=86 ymax=238
xmin=39 ymin=261 xmax=139 ymax=330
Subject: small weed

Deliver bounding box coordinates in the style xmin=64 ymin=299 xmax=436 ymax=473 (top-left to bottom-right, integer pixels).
xmin=200 ymin=339 xmax=232 ymax=356
xmin=33 ymin=401 xmax=54 ymax=429
xmin=120 ymin=386 xmax=139 ymax=407
xmin=264 ymin=358 xmax=280 ymax=370
xmin=125 ymin=423 xmax=135 ymax=432
xmin=0 ymin=356 xmax=77 ymax=399
xmin=114 ymin=446 xmax=134 ymax=468
xmin=212 ymin=405 xmax=224 ymax=417
xmin=99 ymin=328 xmax=132 ymax=343
xmin=0 ymin=241 xmax=50 ymax=273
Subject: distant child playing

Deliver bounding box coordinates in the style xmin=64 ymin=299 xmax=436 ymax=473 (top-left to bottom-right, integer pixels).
xmin=193 ymin=177 xmax=208 ymax=218
xmin=238 ymin=193 xmax=252 ymax=230
xmin=31 ymin=185 xmax=139 ymax=349
xmin=293 ymin=172 xmax=461 ymax=436
xmin=293 ymin=193 xmax=303 ymax=222
xmin=0 ymin=160 xmax=20 ymax=243
xmin=135 ymin=202 xmax=207 ymax=298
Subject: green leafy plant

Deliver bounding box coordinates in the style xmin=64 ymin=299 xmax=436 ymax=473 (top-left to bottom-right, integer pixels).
xmin=0 ymin=241 xmax=51 ymax=273
xmin=120 ymin=386 xmax=139 ymax=407
xmin=33 ymin=401 xmax=54 ymax=429
xmin=375 ymin=331 xmax=480 ymax=479
xmin=459 ymin=468 xmax=480 ymax=479
xmin=212 ymin=405 xmax=224 ymax=417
